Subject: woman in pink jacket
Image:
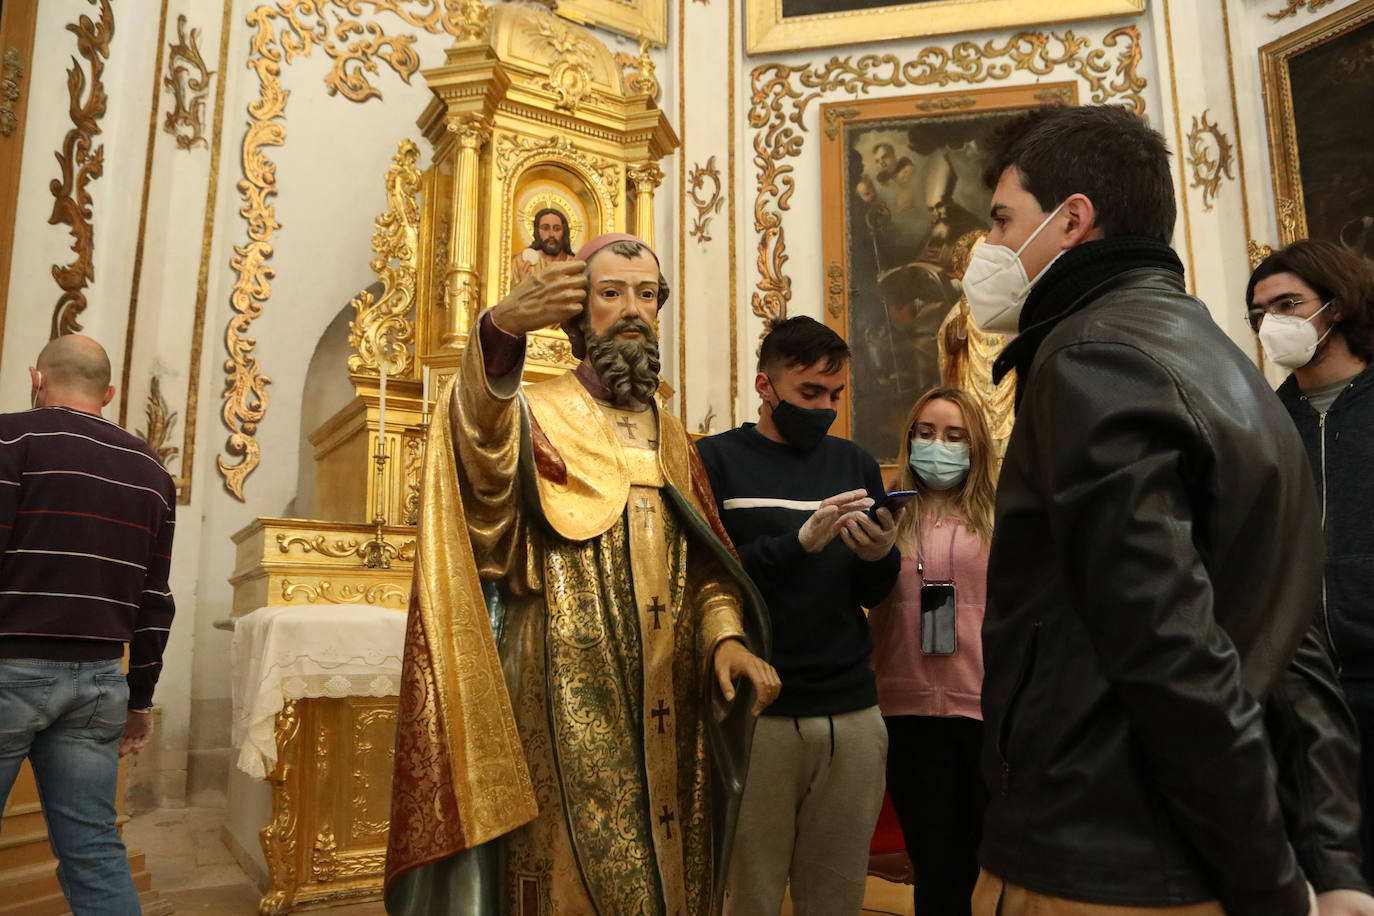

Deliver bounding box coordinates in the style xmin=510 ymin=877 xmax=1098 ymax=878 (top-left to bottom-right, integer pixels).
xmin=869 ymin=386 xmax=997 ymax=916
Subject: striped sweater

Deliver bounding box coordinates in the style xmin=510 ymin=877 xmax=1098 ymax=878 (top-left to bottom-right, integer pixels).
xmin=0 ymin=407 xmax=176 ymax=709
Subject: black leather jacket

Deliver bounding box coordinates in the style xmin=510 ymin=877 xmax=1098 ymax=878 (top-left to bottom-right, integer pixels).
xmin=981 ymin=268 xmax=1363 ymax=913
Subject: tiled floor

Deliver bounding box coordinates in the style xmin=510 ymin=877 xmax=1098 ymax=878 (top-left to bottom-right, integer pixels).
xmin=122 ymin=806 xmax=914 ymax=915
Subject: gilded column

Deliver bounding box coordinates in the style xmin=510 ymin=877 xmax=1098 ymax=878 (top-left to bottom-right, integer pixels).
xmin=627 ymin=163 xmax=664 ymax=250
xmin=443 ymin=113 xmax=492 ymax=350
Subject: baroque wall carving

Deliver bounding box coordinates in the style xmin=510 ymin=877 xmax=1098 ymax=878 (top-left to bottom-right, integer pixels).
xmin=687 ymin=155 xmax=723 ymax=244
xmin=222 ymin=1 xmax=470 ymax=501
xmin=748 ymin=27 xmax=1146 ymax=335
xmin=1268 ymin=0 xmax=1339 ymax=21
xmin=163 ymin=14 xmax=214 ymax=150
xmin=49 ymin=0 xmax=113 ymax=340
xmin=1186 ymin=109 xmax=1235 ymax=212
xmin=136 ymin=375 xmax=182 ymax=470
xmin=349 ymin=139 xmax=421 ymax=377
xmin=0 ymin=48 xmax=23 ymax=137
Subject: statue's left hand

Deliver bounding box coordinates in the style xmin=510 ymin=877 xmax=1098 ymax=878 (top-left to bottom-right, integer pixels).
xmin=713 ymin=638 xmax=780 ymax=716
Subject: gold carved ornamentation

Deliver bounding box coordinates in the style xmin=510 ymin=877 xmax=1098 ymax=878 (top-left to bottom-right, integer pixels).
xmin=915 ymin=95 xmax=976 ymax=111
xmin=495 ymin=133 xmax=622 ymax=197
xmin=687 ymin=156 xmax=724 ymax=244
xmin=826 ymin=261 xmax=844 ymax=318
xmin=224 ymin=3 xmax=468 ymax=500
xmin=628 ymin=162 xmax=665 ymax=191
xmin=749 ymin=27 xmax=1146 ymax=330
xmin=280 ymin=579 xmax=408 ymax=608
xmin=349 ymin=139 xmax=421 ymax=377
xmin=260 ymin=700 xmax=301 ymax=916
xmin=312 ymin=829 xmax=339 ymax=882
xmin=162 ymin=14 xmax=214 ymax=150
xmin=452 ymin=0 xmax=491 ymax=39
xmin=1185 ymin=109 xmax=1235 ymax=212
xmin=1034 ymin=85 xmax=1074 ymax=104
xmin=615 ymin=36 xmax=659 ymax=99
xmin=525 ymin=7 xmax=602 ymax=111
xmin=1268 ymin=0 xmax=1338 ymax=21
xmin=1248 ymin=240 xmax=1274 ymax=271
xmin=49 ymin=0 xmax=113 ymax=340
xmin=1 ymin=48 xmax=23 ymax=137
xmin=526 ymin=333 xmax=579 ymax=367
xmin=1277 ymin=196 xmax=1299 ymax=238
xmin=136 ymin=376 xmax=181 ymax=469
xmin=276 ymin=532 xmax=417 ymax=563
xmin=822 ymin=106 xmax=860 ymax=141
xmin=350 ymin=707 xmax=396 ymax=838
xmin=402 ymin=435 xmax=423 ymax=526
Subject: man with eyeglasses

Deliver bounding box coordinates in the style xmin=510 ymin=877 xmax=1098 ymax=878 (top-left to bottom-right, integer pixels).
xmin=1250 ymin=239 xmax=1374 ymax=900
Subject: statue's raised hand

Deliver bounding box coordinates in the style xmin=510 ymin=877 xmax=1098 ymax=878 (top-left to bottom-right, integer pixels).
xmin=491 ymin=259 xmax=588 ymax=336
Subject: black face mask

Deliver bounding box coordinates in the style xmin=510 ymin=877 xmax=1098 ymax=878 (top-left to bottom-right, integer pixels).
xmin=770 ymin=397 xmax=835 ymax=451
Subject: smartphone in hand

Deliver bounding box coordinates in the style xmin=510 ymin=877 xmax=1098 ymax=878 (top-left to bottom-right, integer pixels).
xmin=867 ymin=489 xmax=919 ymax=521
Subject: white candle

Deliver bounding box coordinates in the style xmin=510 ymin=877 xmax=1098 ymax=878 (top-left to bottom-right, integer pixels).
xmin=421 ymin=364 xmax=431 ymax=423
xmin=377 ymin=356 xmax=388 ymax=448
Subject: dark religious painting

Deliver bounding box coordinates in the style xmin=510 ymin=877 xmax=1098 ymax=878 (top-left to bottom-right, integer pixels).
xmin=818 ymin=85 xmax=1075 ymax=464
xmin=780 ymin=0 xmax=934 ymax=17
xmin=1262 ymin=1 xmax=1374 ymax=260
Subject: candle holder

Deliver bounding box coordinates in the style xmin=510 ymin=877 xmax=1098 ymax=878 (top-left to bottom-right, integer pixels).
xmin=363 ymin=441 xmax=393 ymax=569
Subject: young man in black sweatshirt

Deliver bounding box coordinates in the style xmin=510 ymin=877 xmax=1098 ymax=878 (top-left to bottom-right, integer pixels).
xmin=697 ymin=316 xmax=900 ymax=914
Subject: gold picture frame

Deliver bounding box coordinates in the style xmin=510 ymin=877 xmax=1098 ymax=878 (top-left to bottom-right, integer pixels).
xmin=558 ymin=0 xmax=666 ymax=46
xmin=745 ymin=0 xmax=1143 ymax=55
xmin=819 ymin=82 xmax=1077 ymax=461
xmin=1260 ymin=0 xmax=1374 ymax=253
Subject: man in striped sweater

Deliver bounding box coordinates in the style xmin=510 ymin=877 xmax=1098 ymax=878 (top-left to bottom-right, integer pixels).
xmin=0 ymin=335 xmax=176 ymax=916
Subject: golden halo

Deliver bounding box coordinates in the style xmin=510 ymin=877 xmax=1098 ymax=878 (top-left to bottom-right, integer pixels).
xmin=515 ymin=186 xmax=585 ymax=252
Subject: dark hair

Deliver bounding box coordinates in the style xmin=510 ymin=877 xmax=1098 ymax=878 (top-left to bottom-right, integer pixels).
xmin=873 ymin=142 xmax=895 ymax=158
xmin=1246 ymin=239 xmax=1374 ymax=362
xmin=529 ymin=208 xmax=573 ymax=255
xmin=980 ymin=104 xmax=1176 ymax=243
xmin=757 ymin=316 xmax=849 ymax=375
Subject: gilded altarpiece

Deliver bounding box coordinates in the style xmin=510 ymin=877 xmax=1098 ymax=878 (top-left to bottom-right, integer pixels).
xmin=228 ymin=5 xmax=676 ymax=911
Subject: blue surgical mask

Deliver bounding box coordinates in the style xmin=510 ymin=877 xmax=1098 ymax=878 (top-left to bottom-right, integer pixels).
xmin=909 ymin=438 xmax=970 ymax=490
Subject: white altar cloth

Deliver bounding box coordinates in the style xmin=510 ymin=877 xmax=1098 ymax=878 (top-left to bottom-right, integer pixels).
xmin=232 ymin=603 xmax=406 ymax=778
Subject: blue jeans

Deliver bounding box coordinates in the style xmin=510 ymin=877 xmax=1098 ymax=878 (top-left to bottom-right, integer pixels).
xmin=0 ymin=657 xmax=141 ymax=915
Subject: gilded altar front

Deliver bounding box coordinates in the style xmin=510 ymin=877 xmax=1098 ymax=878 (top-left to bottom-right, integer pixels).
xmin=227 ymin=3 xmax=676 ymax=911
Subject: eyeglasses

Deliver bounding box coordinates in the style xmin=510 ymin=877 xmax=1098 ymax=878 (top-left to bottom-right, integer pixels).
xmin=1245 ymin=295 xmax=1324 ymax=333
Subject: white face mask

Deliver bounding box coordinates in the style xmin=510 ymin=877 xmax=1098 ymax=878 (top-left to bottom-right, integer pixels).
xmin=1258 ymin=301 xmax=1332 ymax=370
xmin=909 ymin=438 xmax=970 ymax=490
xmin=962 ymin=201 xmax=1068 ymax=333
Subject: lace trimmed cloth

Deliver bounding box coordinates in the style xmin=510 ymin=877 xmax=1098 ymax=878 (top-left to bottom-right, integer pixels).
xmin=231 ymin=603 xmax=406 ymax=778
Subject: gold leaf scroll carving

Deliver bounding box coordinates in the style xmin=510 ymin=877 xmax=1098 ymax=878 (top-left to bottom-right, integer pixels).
xmin=1248 ymin=240 xmax=1274 ymax=271
xmin=349 ymin=139 xmax=421 ymax=377
xmin=223 ymin=2 xmax=466 ymax=501
xmin=1186 ymin=109 xmax=1235 ymax=212
xmin=163 ymin=14 xmax=215 ymax=150
xmin=260 ymin=699 xmax=301 ymax=916
xmin=1268 ymin=0 xmax=1338 ymax=21
xmin=276 ymin=531 xmax=418 ymax=563
xmin=281 ymin=579 xmax=408 ymax=608
xmin=748 ymin=27 xmax=1146 ymax=333
xmin=687 ymin=156 xmax=724 ymax=244
xmin=615 ymin=36 xmax=659 ymax=99
xmin=136 ymin=375 xmax=181 ymax=469
xmin=49 ymin=0 xmax=113 ymax=340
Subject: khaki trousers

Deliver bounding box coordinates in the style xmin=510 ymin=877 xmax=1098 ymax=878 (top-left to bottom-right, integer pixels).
xmin=724 ymin=707 xmax=887 ymax=916
xmin=972 ymin=870 xmax=1226 ymax=916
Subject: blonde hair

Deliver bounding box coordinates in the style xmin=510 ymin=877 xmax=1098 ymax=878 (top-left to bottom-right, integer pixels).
xmin=892 ymin=387 xmax=997 ymax=555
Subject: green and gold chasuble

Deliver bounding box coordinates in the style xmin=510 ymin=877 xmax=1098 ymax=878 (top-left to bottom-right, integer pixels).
xmin=384 ymin=328 xmax=769 ymax=916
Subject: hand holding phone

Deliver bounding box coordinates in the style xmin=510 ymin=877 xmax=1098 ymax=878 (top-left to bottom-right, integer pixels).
xmin=867 ymin=489 xmax=919 ymax=521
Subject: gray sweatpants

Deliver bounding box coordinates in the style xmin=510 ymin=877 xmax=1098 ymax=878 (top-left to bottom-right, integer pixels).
xmin=724 ymin=706 xmax=888 ymax=916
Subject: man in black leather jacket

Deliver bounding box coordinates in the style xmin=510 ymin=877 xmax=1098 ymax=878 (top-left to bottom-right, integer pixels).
xmin=966 ymin=105 xmax=1369 ymax=915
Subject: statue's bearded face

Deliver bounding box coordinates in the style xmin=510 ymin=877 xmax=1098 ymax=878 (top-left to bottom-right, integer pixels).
xmin=582 ymin=250 xmax=661 ymax=406
xmin=537 ymin=214 xmax=566 ymax=256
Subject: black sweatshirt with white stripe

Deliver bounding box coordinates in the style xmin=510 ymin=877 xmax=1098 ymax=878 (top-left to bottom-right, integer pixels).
xmin=697 ymin=424 xmax=900 ymax=716
xmin=0 ymin=407 xmax=176 ymax=709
